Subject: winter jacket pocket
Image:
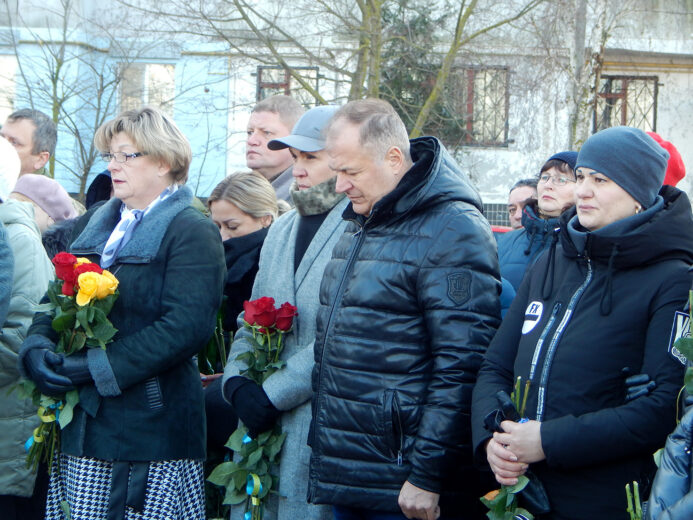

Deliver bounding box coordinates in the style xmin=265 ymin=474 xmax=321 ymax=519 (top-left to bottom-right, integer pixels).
xmin=383 ymin=389 xmax=404 ymax=465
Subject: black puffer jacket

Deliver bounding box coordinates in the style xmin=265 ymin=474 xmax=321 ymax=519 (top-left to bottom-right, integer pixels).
xmin=308 ymin=137 xmax=501 ymax=512
xmin=472 ymin=186 xmax=693 ymax=520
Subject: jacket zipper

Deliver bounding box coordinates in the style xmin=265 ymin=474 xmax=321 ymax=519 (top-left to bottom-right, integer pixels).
xmin=312 ymin=219 xmax=366 ymax=451
xmin=528 ymin=302 xmax=562 ymax=383
xmin=536 ymin=256 xmax=593 ymax=421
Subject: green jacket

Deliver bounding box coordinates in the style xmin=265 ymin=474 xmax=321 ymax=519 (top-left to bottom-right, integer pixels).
xmin=0 ymin=201 xmax=53 ymax=496
xmin=27 ymin=186 xmax=225 ymax=461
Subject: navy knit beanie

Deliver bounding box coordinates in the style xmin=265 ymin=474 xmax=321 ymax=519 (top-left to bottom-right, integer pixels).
xmin=576 ymin=126 xmax=669 ymax=208
xmin=546 ymin=151 xmax=578 ymax=172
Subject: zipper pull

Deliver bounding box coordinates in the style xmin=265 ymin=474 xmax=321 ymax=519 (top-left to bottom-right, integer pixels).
xmin=397 ymin=451 xmax=403 ymax=466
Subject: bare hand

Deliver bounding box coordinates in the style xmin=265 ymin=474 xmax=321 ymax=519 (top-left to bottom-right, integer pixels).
xmin=485 ymin=437 xmax=528 ymax=486
xmin=398 ymin=480 xmax=440 ymax=520
xmin=200 ymin=372 xmax=222 ymax=388
xmin=494 ymin=420 xmax=545 ymax=464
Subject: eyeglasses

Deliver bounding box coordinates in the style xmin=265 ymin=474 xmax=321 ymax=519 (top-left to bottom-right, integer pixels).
xmin=100 ymin=152 xmax=146 ymax=164
xmin=538 ymin=174 xmax=575 ymax=186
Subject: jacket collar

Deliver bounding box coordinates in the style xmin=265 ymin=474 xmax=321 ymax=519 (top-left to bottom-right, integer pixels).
xmin=70 ymin=185 xmax=193 ymax=262
xmin=223 ymin=227 xmax=267 ymax=285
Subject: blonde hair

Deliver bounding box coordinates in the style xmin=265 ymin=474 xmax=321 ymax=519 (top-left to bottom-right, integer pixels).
xmin=208 ymin=172 xmax=278 ymax=222
xmin=94 ymin=106 xmax=192 ymax=183
xmin=252 ymin=95 xmax=304 ymax=131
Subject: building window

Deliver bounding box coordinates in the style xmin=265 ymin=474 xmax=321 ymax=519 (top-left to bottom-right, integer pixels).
xmin=120 ymin=63 xmax=175 ymax=117
xmin=594 ymin=75 xmax=658 ymax=133
xmin=0 ymin=55 xmax=17 ymax=123
xmin=256 ymin=66 xmax=319 ymax=106
xmin=440 ymin=67 xmax=509 ymax=147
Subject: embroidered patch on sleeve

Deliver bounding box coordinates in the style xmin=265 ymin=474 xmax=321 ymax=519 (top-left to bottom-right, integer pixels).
xmin=447 ymin=272 xmax=471 ymax=305
xmin=668 ymin=310 xmax=690 ymax=365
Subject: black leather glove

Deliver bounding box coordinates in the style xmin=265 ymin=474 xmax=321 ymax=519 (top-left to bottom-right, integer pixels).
xmin=224 ymin=376 xmax=280 ymax=438
xmin=21 ymin=337 xmax=74 ymax=396
xmin=622 ymin=368 xmax=657 ymax=402
xmin=48 ymin=350 xmax=93 ymax=386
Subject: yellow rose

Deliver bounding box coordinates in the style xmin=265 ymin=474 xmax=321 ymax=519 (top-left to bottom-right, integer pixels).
xmin=75 ymin=257 xmax=91 ymax=266
xmin=96 ymin=270 xmax=119 ymax=299
xmin=76 ymin=272 xmax=100 ymax=306
xmin=76 ymin=271 xmax=119 ymax=306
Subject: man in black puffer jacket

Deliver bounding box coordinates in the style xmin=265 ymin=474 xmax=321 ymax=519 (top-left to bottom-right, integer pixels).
xmin=307 ymin=99 xmax=501 ymax=520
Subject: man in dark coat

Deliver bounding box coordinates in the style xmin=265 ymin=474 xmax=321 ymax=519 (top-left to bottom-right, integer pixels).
xmin=307 ymin=99 xmax=501 ymax=520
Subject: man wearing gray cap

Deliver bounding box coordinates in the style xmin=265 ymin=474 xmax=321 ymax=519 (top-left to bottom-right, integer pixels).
xmin=222 ymin=104 xmax=344 ymax=520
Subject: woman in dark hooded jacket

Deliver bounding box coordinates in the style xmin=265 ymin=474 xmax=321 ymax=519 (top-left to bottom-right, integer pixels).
xmin=497 ymin=151 xmax=577 ymax=291
xmin=472 ymin=127 xmax=693 ymax=520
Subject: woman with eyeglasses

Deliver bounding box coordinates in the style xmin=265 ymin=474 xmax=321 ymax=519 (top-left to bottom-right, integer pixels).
xmin=497 ymin=152 xmax=577 ymax=291
xmin=472 ymin=127 xmax=693 ymax=519
xmin=18 ymin=106 xmax=225 ymax=519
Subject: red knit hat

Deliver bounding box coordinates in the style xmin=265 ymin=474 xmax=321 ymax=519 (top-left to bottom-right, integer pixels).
xmin=647 ymin=131 xmax=686 ymax=187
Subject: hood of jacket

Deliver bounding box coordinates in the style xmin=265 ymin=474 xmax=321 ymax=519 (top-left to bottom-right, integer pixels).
xmin=559 ymin=185 xmax=693 ymax=269
xmin=343 ymin=136 xmax=483 ymax=227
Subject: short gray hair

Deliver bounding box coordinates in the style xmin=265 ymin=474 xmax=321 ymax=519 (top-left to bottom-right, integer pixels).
xmin=252 ymin=95 xmax=304 ymax=131
xmin=207 ymin=171 xmax=278 ymax=222
xmin=94 ymin=106 xmax=191 ymax=183
xmin=328 ymin=98 xmax=411 ymax=162
xmin=7 ymin=108 xmax=57 ymax=157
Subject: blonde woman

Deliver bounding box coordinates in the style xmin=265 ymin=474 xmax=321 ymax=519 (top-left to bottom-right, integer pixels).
xmin=19 ymin=106 xmax=226 ymax=519
xmin=204 ymin=171 xmax=278 ymax=452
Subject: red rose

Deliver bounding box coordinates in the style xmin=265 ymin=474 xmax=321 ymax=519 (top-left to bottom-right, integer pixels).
xmin=52 ymin=252 xmax=78 ymax=283
xmin=73 ymin=262 xmax=103 ymax=278
xmin=275 ymin=302 xmax=298 ymax=332
xmin=244 ymin=297 xmax=277 ymax=327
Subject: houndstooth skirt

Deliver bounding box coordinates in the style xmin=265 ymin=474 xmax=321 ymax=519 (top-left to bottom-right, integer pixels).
xmin=45 ymin=453 xmax=205 ymax=520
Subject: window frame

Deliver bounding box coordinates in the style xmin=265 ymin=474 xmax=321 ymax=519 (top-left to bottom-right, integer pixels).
xmin=593 ymin=74 xmax=659 ymax=133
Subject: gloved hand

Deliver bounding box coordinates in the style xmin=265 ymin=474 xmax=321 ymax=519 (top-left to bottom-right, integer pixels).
xmin=21 ymin=336 xmax=74 ymax=396
xmin=224 ymin=376 xmax=280 ymax=438
xmin=622 ymin=368 xmax=657 ymax=402
xmin=48 ymin=350 xmax=92 ymax=386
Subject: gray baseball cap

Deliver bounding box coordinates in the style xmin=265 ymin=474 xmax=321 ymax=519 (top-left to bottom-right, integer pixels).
xmin=268 ymin=105 xmax=339 ymax=152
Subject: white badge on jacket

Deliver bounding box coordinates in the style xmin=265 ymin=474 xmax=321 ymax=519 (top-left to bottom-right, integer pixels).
xmin=522 ymin=301 xmax=543 ymax=334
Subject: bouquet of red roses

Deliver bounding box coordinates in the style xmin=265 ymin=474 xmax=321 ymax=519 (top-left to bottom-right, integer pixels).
xmin=17 ymin=252 xmax=119 ymax=471
xmin=209 ymin=296 xmax=297 ymax=520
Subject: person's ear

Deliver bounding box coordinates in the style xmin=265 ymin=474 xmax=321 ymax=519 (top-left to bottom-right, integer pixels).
xmin=385 ymin=146 xmax=405 ymax=176
xmin=260 ymin=215 xmax=272 ymax=228
xmin=33 ymin=151 xmax=50 ymax=171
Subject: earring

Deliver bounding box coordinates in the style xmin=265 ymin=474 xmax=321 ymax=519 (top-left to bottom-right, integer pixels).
xmin=635 ymin=206 xmax=642 ymax=214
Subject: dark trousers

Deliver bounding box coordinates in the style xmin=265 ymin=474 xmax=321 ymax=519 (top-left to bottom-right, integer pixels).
xmin=0 ymin=461 xmax=49 ymax=520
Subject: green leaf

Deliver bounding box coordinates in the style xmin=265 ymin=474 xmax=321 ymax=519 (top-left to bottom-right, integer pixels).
xmin=505 ymin=474 xmax=529 ymax=494
xmin=207 ymin=461 xmax=238 ymax=487
xmin=66 ymin=389 xmax=79 ymax=407
xmin=232 ymin=468 xmax=249 ymax=490
xmin=247 ymin=447 xmax=263 ymax=467
xmin=52 ymin=310 xmax=76 ymax=332
xmin=266 ymin=432 xmax=287 ymax=461
xmin=70 ymin=332 xmax=86 ymax=354
xmin=256 ymin=430 xmax=272 ymax=446
xmin=91 ymin=319 xmax=118 ymax=344
xmin=223 ymin=486 xmax=247 ymax=506
xmin=259 ymin=474 xmax=272 ymax=499
xmin=675 ymin=337 xmax=693 ymax=362
xmin=58 ymin=401 xmax=74 ymax=429
xmin=226 ymin=427 xmax=247 ymax=452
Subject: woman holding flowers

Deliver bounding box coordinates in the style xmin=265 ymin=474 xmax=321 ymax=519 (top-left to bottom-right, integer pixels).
xmin=221 ymin=104 xmax=344 ymax=520
xmin=472 ymin=127 xmax=693 ymax=519
xmin=18 ymin=106 xmax=225 ymax=519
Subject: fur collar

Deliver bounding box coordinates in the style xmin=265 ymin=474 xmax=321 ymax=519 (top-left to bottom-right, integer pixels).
xmin=70 ymin=186 xmax=193 ymax=262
